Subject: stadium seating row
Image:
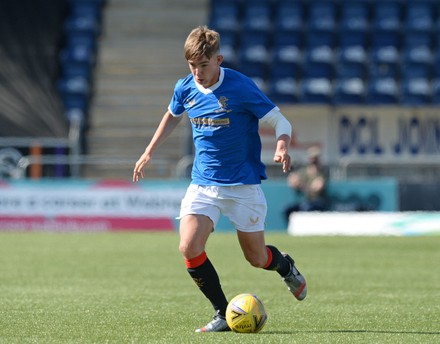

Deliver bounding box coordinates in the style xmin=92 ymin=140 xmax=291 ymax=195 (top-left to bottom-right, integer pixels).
xmin=211 ymin=0 xmax=440 ymax=34
xmin=57 ymin=0 xmax=106 ymax=146
xmin=210 ymin=0 xmax=440 ymax=105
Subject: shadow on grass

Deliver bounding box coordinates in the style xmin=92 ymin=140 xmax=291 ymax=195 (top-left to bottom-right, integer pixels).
xmin=263 ymin=329 xmax=440 ymax=336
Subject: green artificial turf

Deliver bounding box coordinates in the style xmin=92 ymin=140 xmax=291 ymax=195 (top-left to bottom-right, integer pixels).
xmin=0 ymin=232 xmax=439 ymax=344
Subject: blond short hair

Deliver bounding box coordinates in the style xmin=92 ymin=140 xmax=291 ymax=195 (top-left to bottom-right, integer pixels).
xmin=184 ymin=26 xmax=220 ymax=61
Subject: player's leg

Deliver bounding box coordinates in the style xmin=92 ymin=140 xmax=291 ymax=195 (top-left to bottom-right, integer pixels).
xmin=179 ymin=214 xmax=229 ymax=332
xmin=225 ymin=184 xmax=307 ymax=301
xmin=236 ymin=230 xmax=307 ymax=301
xmin=178 ymin=185 xmax=230 ymax=332
xmin=236 ymin=230 xmax=289 ymax=272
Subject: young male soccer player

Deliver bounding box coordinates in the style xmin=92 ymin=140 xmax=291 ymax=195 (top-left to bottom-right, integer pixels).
xmin=133 ymin=26 xmax=307 ymax=332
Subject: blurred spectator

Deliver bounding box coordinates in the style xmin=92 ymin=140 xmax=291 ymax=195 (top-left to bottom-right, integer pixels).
xmin=284 ymin=146 xmax=328 ymax=223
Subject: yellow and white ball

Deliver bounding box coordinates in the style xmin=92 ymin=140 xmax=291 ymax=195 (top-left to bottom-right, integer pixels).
xmin=226 ymin=293 xmax=267 ymax=333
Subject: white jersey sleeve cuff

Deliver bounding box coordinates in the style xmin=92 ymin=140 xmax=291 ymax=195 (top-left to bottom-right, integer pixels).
xmin=167 ymin=105 xmax=184 ymax=117
xmin=260 ymin=108 xmax=292 ymax=139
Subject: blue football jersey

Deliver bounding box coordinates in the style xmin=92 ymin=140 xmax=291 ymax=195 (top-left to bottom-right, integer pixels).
xmin=168 ymin=68 xmax=278 ymax=186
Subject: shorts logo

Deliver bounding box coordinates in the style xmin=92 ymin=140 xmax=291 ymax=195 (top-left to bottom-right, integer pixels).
xmin=250 ymin=216 xmax=259 ymax=224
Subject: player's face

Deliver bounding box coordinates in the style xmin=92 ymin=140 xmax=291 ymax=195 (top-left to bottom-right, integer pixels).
xmin=188 ymin=55 xmax=223 ymax=88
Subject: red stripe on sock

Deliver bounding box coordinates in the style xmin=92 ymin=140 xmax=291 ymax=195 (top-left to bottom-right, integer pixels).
xmin=263 ymin=246 xmax=273 ymax=269
xmin=185 ymin=251 xmax=207 ymax=268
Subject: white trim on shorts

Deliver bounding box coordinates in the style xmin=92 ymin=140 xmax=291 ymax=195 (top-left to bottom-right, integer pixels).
xmin=178 ymin=184 xmax=267 ymax=232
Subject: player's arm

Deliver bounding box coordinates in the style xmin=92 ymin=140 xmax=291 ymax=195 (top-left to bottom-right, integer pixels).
xmin=133 ymin=110 xmax=182 ymax=182
xmin=260 ymin=109 xmax=292 ymax=173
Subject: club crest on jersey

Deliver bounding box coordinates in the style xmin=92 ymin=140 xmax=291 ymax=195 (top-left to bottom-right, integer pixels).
xmin=215 ymin=96 xmax=232 ymax=113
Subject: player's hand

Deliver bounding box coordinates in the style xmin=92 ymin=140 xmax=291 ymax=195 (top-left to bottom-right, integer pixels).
xmin=274 ymin=152 xmax=291 ymax=173
xmin=133 ymin=152 xmax=151 ymax=182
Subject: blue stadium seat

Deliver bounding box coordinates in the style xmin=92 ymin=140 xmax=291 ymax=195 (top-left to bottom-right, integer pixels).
xmin=433 ymin=48 xmax=440 ymax=78
xmin=240 ymin=30 xmax=270 ymax=50
xmin=401 ymin=78 xmax=432 ymax=106
xmin=237 ymin=40 xmax=269 ymax=79
xmin=308 ymin=1 xmax=337 ymax=32
xmin=270 ymin=56 xmax=302 ymax=79
xmin=273 ymin=45 xmax=302 ymax=65
xmin=271 ymin=30 xmax=302 ymax=83
xmin=338 ymin=45 xmax=367 ymax=65
xmin=70 ymin=0 xmax=103 ymax=24
xmin=61 ymin=60 xmax=93 ymax=81
xmin=401 ymin=45 xmax=433 ymax=65
xmin=434 ymin=27 xmax=440 ymax=48
xmin=436 ymin=14 xmax=440 ymax=33
xmin=372 ymin=0 xmax=403 ymax=33
xmin=403 ymin=31 xmax=433 ymax=50
xmin=219 ymin=29 xmax=237 ymax=47
xmin=300 ymin=78 xmax=333 ymax=104
xmin=401 ymin=44 xmax=433 ymax=80
xmin=273 ymin=30 xmax=303 ymax=50
xmin=271 ymin=45 xmax=302 ymax=80
xmin=368 ymin=62 xmax=400 ymax=79
xmin=65 ymin=31 xmax=97 ymax=52
xmin=303 ymin=46 xmax=334 ymax=79
xmin=335 ymin=62 xmax=366 ymax=80
xmin=237 ymin=59 xmax=267 ymax=79
xmin=404 ymin=1 xmax=434 ymax=32
xmin=237 ymin=30 xmax=271 ymax=76
xmin=366 ymin=77 xmax=400 ymax=104
xmin=432 ymin=79 xmax=440 ymax=104
xmin=274 ymin=1 xmax=304 ymax=32
xmin=402 ymin=43 xmax=433 ymax=62
xmin=333 ymin=78 xmax=366 ymax=105
xmin=305 ymin=31 xmax=335 ymax=49
xmin=338 ymin=31 xmax=368 ymax=49
xmin=60 ymin=92 xmax=89 ymax=114
xmin=209 ymin=1 xmax=240 ymax=32
xmin=242 ymin=2 xmax=272 ymax=32
xmin=401 ymin=62 xmax=432 ymax=80
xmin=370 ymin=31 xmax=401 ymax=51
xmin=60 ymin=44 xmax=95 ymax=66
xmin=218 ymin=30 xmax=237 ymax=69
xmin=64 ymin=13 xmax=100 ymax=36
xmin=220 ymin=46 xmax=237 ymax=69
xmin=339 ymin=1 xmax=369 ymax=32
xmin=369 ymin=43 xmax=400 ymax=85
xmin=272 ymin=28 xmax=302 ymax=67
xmin=268 ymin=78 xmax=299 ymax=103
xmin=370 ymin=46 xmax=400 ymax=65
xmin=58 ymin=76 xmax=90 ymax=98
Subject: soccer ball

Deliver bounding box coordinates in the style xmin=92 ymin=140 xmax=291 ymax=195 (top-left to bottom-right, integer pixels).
xmin=225 ymin=293 xmax=267 ymax=333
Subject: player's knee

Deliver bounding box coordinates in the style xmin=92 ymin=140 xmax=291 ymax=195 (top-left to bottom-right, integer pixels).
xmin=178 ymin=242 xmax=190 ymax=256
xmin=245 ymin=254 xmax=266 ymax=268
xmin=179 ymin=242 xmax=200 ymax=259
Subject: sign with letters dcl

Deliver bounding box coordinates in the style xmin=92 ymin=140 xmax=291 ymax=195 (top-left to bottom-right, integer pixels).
xmin=336 ymin=108 xmax=440 ymax=161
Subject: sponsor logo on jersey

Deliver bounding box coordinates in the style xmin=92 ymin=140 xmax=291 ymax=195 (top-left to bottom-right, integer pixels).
xmin=190 ymin=117 xmax=230 ymax=127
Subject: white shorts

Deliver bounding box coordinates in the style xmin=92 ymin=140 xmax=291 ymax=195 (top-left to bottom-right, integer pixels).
xmin=178 ymin=184 xmax=267 ymax=232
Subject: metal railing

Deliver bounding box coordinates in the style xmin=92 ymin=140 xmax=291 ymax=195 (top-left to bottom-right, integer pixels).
xmin=0 ymin=113 xmax=82 ymax=178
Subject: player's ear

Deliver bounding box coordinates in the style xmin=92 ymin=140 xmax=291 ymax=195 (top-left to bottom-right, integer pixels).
xmin=217 ymin=54 xmax=224 ymax=65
